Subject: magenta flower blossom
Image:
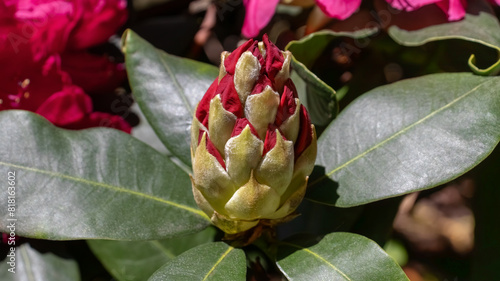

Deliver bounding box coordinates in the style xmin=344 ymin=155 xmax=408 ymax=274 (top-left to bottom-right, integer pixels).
xmin=242 ymin=0 xmax=361 ymax=38
xmin=61 ymin=51 xmax=126 ymax=94
xmin=242 ymin=0 xmax=494 ymax=38
xmin=0 ymin=0 xmax=130 ymax=132
xmin=0 ymin=56 xmax=131 ymax=132
xmin=387 ymin=0 xmax=467 ymax=21
xmin=316 ymin=0 xmax=362 ymax=21
xmin=3 ymin=0 xmax=127 ymax=60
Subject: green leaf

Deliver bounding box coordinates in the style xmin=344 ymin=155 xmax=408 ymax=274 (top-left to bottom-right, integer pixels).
xmin=388 ymin=1 xmax=500 ymax=75
xmin=276 ymin=232 xmax=409 ymax=281
xmin=87 ymin=227 xmax=217 ymax=281
xmin=286 ymin=29 xmax=378 ymax=69
xmin=123 ymin=29 xmax=219 ymax=168
xmin=309 ymin=73 xmax=500 ymax=207
xmin=0 ymin=243 xmax=80 ymax=280
xmin=148 ymin=242 xmax=246 ymax=281
xmin=290 ymin=71 xmax=337 ymax=128
xmin=285 ymin=29 xmax=377 ymax=126
xmin=0 ymin=110 xmax=209 ymax=240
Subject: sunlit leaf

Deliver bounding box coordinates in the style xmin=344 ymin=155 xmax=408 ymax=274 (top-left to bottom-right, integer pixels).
xmin=277 ymin=232 xmax=408 ymax=280
xmin=123 ymin=29 xmax=218 ymax=169
xmin=0 ymin=243 xmax=80 ymax=280
xmin=309 ymin=73 xmax=500 ymax=207
xmin=0 ymin=110 xmax=209 ymax=240
xmin=388 ymin=0 xmax=500 ymax=75
xmin=148 ymin=242 xmax=246 ymax=281
xmin=88 ymin=227 xmax=217 ymax=281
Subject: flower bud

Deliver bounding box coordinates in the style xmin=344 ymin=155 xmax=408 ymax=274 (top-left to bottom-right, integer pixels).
xmin=191 ymin=35 xmax=317 ymax=235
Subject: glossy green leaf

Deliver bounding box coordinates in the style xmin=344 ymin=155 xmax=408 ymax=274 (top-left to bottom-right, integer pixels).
xmin=148 ymin=242 xmax=246 ymax=281
xmin=123 ymin=29 xmax=219 ymax=168
xmin=309 ymin=73 xmax=500 ymax=207
xmin=131 ymin=103 xmax=169 ymax=155
xmin=0 ymin=243 xmax=80 ymax=280
xmin=289 ymin=59 xmax=336 ymax=127
xmin=290 ymin=71 xmax=337 ymax=128
xmin=388 ymin=1 xmax=500 ymax=75
xmin=286 ymin=29 xmax=377 ymax=126
xmin=277 ymin=232 xmax=409 ymax=281
xmin=87 ymin=227 xmax=217 ymax=281
xmin=0 ymin=110 xmax=209 ymax=240
xmin=286 ymin=29 xmax=378 ymax=69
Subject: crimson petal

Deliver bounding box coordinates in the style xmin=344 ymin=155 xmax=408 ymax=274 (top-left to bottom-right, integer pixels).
xmin=294 ymin=105 xmax=313 ymax=159
xmin=263 ymin=124 xmax=286 ymax=156
xmin=231 ymin=118 xmax=259 ymax=138
xmin=263 ymin=34 xmax=284 ymax=81
xmin=216 ymin=75 xmax=244 ymax=118
xmin=205 ymin=133 xmax=226 ymax=169
xmin=275 ymin=83 xmax=297 ymax=126
xmin=195 ymin=78 xmax=219 ymax=127
xmin=250 ymin=74 xmax=273 ymax=96
xmin=224 ymin=38 xmax=255 ymax=74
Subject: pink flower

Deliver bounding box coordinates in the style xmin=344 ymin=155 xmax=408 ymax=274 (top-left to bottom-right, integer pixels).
xmin=242 ymin=0 xmax=362 ymax=38
xmin=0 ymin=0 xmax=130 ymax=132
xmin=13 ymin=0 xmax=78 ymax=60
xmin=36 ymin=85 xmax=131 ymax=132
xmin=2 ymin=0 xmax=127 ymax=61
xmin=0 ymin=55 xmax=131 ymax=132
xmin=386 ymin=0 xmax=467 ymax=21
xmin=66 ymin=0 xmax=128 ymax=50
xmin=316 ymin=0 xmax=362 ymax=21
xmin=0 ymin=56 xmax=67 ymax=112
xmin=242 ymin=0 xmax=280 ymax=38
xmin=61 ymin=51 xmax=126 ymax=94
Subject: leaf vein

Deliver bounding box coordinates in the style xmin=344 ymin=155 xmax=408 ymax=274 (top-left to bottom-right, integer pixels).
xmin=202 ymin=246 xmax=234 ymax=281
xmin=282 ymin=242 xmax=351 ymax=280
xmin=321 ymin=80 xmax=489 ymax=180
xmin=0 ymin=161 xmax=210 ymax=221
xmin=150 ymin=240 xmax=176 ymax=259
xmin=20 ymin=246 xmax=36 ymax=281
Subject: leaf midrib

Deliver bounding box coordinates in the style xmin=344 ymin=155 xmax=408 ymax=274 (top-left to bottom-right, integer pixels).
xmin=0 ymin=161 xmax=209 ymax=221
xmin=202 ymin=246 xmax=234 ymax=281
xmin=150 ymin=240 xmax=176 ymax=260
xmin=281 ymin=242 xmax=351 ymax=281
xmin=311 ymin=78 xmax=491 ymax=187
xmin=20 ymin=246 xmax=36 ymax=281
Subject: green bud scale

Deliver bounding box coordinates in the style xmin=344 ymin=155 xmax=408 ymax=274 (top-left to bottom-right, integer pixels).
xmin=191 ymin=35 xmax=317 ymax=235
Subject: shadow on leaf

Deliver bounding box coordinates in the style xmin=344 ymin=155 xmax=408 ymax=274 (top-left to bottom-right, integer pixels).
xmin=305 ymin=165 xmax=340 ymax=206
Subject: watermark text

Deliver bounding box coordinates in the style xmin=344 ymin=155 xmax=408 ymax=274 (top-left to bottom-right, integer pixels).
xmin=6 ymin=171 xmax=17 ymax=274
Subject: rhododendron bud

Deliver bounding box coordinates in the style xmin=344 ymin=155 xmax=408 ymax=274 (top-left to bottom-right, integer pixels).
xmin=190 ymin=35 xmax=317 ymax=235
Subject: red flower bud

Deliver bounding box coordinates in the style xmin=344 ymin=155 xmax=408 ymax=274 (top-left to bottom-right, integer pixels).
xmin=231 ymin=118 xmax=259 ymax=138
xmin=294 ymin=105 xmax=313 ymax=159
xmin=191 ymin=35 xmax=317 ymax=236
